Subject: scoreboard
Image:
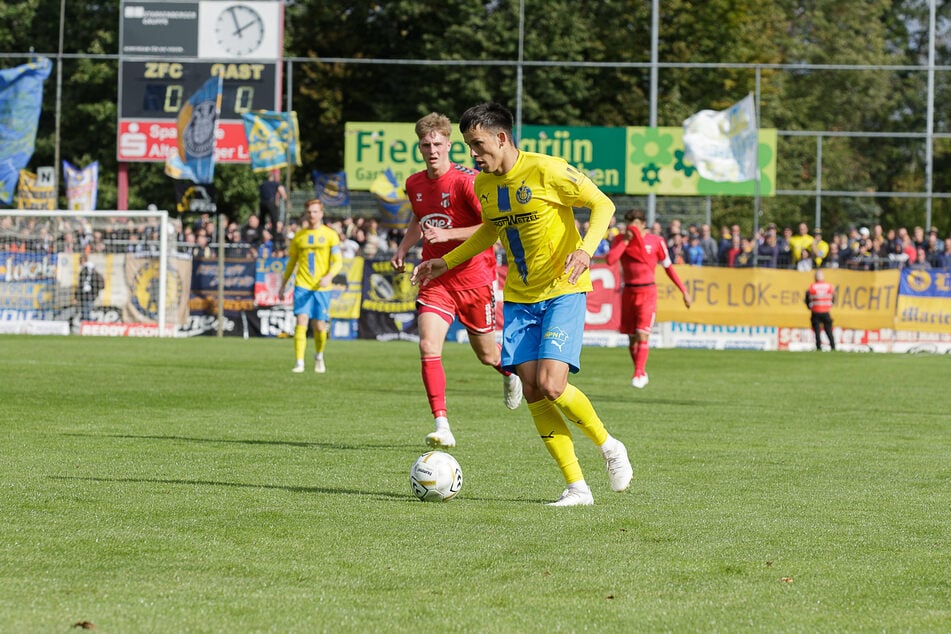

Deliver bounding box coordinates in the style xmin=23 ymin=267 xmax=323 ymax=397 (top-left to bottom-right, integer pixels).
xmin=117 ymin=1 xmax=282 ymax=163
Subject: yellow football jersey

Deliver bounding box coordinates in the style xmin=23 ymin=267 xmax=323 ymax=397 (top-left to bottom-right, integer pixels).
xmin=284 ymin=224 xmax=342 ymax=291
xmin=446 ymin=151 xmax=613 ymax=304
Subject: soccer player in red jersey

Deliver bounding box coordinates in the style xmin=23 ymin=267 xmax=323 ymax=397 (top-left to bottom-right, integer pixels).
xmin=605 ymin=209 xmax=692 ymax=388
xmin=391 ymin=112 xmax=522 ymax=449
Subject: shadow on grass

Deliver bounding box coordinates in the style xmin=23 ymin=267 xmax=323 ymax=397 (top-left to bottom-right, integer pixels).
xmin=48 ymin=474 xmax=548 ymax=504
xmin=48 ymin=474 xmax=410 ymax=500
xmin=62 ymin=432 xmax=414 ymax=451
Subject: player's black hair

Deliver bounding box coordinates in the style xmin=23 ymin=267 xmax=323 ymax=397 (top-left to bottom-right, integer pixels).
xmin=459 ymin=102 xmax=514 ymax=136
xmin=624 ymin=208 xmax=646 ymax=224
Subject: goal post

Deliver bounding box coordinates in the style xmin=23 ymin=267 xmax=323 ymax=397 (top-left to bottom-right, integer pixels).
xmin=0 ymin=209 xmax=176 ymax=336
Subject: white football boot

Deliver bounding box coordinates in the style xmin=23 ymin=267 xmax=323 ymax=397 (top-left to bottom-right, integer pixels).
xmin=602 ymin=438 xmax=633 ymax=492
xmin=503 ymin=373 xmax=523 ymax=409
xmin=548 ymin=485 xmax=594 ymax=507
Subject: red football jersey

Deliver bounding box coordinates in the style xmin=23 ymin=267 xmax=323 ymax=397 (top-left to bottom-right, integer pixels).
xmin=405 ymin=164 xmax=495 ymax=290
xmin=606 ymin=231 xmax=673 ymax=286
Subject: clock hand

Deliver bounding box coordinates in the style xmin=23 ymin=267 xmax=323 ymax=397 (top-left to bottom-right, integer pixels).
xmin=228 ymin=7 xmax=241 ymax=32
xmin=234 ymin=18 xmax=261 ymax=37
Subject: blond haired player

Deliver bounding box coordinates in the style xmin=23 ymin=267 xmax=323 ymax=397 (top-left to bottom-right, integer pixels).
xmin=280 ymin=199 xmax=342 ymax=373
xmin=412 ymin=103 xmax=633 ymax=506
xmin=392 ymin=112 xmax=521 ymax=449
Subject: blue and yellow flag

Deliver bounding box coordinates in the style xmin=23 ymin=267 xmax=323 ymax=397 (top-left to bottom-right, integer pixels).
xmin=0 ymin=58 xmax=52 ymax=204
xmin=241 ymin=110 xmax=301 ymax=173
xmin=312 ymin=170 xmax=350 ymax=207
xmin=370 ymin=168 xmax=413 ymax=229
xmin=165 ymin=74 xmax=223 ymax=184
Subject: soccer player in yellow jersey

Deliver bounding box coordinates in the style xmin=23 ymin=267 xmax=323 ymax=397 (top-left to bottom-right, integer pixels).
xmin=412 ymin=102 xmax=633 ymax=506
xmin=279 ymin=199 xmax=342 ymax=373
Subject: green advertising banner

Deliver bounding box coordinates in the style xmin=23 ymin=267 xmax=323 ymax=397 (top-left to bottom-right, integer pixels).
xmin=344 ymin=122 xmax=776 ymax=196
xmin=624 ymin=126 xmax=776 ymax=196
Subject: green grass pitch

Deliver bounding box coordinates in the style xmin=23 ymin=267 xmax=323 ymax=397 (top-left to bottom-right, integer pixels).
xmin=1 ymin=335 xmax=948 ymax=632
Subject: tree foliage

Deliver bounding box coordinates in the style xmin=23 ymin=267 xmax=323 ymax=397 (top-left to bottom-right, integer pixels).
xmin=4 ymin=0 xmax=949 ymax=231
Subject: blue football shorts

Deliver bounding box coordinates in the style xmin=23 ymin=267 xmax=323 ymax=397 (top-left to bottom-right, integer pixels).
xmin=293 ymin=287 xmax=332 ymax=321
xmin=501 ymin=292 xmax=586 ymax=374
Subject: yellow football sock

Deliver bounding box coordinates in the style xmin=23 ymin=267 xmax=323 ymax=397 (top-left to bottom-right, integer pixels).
xmin=294 ymin=324 xmax=307 ymax=361
xmin=314 ymin=329 xmax=328 ymax=355
xmin=527 ymin=398 xmax=583 ymax=485
xmin=552 ymin=383 xmax=609 ymax=446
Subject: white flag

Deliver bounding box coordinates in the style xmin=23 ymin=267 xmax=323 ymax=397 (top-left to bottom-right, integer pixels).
xmin=682 ymin=93 xmax=758 ymax=182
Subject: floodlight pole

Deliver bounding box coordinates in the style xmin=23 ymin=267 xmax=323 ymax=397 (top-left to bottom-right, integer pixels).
xmin=925 ymin=0 xmax=935 ymax=230
xmin=54 ymin=0 xmax=66 ymax=200
xmin=515 ymin=0 xmax=525 ymax=141
xmin=647 ymin=0 xmax=658 ymax=227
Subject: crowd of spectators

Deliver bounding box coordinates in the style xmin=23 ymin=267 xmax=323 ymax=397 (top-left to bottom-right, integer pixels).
xmin=214 ymin=212 xmax=411 ymax=261
xmin=589 ymin=218 xmax=951 ymax=271
xmin=3 ymin=211 xmax=949 ymax=272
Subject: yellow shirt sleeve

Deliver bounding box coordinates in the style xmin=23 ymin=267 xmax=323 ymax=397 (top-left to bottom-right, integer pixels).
xmin=442 ymin=222 xmax=497 ymax=270
xmin=579 ymin=186 xmax=616 ymax=256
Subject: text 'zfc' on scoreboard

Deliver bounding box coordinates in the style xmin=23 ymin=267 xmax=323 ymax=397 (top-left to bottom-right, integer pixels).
xmin=117 ymin=1 xmax=283 ymax=164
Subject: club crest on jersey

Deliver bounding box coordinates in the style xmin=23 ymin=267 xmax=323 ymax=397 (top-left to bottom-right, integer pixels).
xmin=515 ymin=184 xmax=532 ymax=204
xmin=441 ymin=192 xmax=451 ymax=208
xmin=415 ymin=193 xmax=423 ymax=202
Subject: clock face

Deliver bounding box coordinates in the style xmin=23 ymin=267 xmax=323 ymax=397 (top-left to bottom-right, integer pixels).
xmin=215 ymin=4 xmax=265 ymax=56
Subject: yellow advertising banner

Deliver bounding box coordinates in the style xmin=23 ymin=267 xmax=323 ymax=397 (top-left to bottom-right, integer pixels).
xmin=656 ymin=266 xmax=900 ymax=329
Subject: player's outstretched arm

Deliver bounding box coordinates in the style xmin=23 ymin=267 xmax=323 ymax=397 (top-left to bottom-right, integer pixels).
xmin=411 ymin=258 xmax=448 ymax=287
xmin=663 ymin=264 xmax=691 ymax=308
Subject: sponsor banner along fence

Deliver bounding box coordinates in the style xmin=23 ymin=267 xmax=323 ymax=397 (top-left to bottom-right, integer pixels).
xmin=3 ymin=250 xmax=947 ymax=351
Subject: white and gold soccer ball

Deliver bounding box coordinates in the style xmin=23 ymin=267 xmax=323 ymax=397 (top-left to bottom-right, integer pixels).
xmin=410 ymin=451 xmax=463 ymax=502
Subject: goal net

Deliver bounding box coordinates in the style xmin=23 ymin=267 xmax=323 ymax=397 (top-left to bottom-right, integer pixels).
xmin=0 ymin=209 xmax=179 ymax=336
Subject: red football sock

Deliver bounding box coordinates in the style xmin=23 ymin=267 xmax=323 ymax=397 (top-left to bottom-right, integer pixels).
xmin=421 ymin=356 xmax=447 ymax=418
xmin=634 ymin=340 xmax=650 ymax=377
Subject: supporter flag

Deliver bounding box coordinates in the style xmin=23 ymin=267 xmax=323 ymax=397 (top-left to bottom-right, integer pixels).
xmin=312 ymin=170 xmax=350 ymax=207
xmin=63 ymin=160 xmax=99 ymax=211
xmin=682 ymin=93 xmax=758 ymax=182
xmin=174 ymin=181 xmax=217 ymax=214
xmin=16 ymin=168 xmax=56 ymax=210
xmin=369 ymin=167 xmax=413 ymax=229
xmin=0 ymin=58 xmax=53 ymax=204
xmin=242 ymin=110 xmax=301 ymax=173
xmin=165 ymin=74 xmax=223 ymax=184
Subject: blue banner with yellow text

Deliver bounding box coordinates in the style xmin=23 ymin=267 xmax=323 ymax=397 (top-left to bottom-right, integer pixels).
xmin=894 ymin=267 xmax=951 ymax=333
xmin=242 ymin=110 xmax=301 ymax=173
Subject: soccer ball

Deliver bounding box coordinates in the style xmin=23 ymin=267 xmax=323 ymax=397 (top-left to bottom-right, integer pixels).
xmin=410 ymin=451 xmax=463 ymax=502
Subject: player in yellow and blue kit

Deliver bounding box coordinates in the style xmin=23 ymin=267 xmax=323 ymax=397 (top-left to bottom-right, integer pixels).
xmin=412 ymin=102 xmax=633 ymax=506
xmin=280 ymin=199 xmax=342 ymax=373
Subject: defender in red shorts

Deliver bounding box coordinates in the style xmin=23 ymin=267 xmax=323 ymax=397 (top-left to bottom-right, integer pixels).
xmin=391 ymin=112 xmax=522 ymax=448
xmin=605 ymin=209 xmax=692 ymax=388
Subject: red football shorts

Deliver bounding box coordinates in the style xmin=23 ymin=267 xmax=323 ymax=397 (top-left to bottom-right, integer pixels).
xmin=417 ymin=283 xmax=497 ymax=334
xmin=619 ymin=284 xmax=657 ymax=335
